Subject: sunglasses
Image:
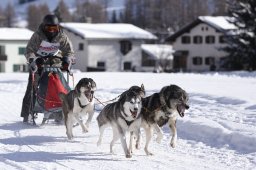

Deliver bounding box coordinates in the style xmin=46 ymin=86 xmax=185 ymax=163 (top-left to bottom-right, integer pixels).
xmin=45 ymin=25 xmax=59 ymax=32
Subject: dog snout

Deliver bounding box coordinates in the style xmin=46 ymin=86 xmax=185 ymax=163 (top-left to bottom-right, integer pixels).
xmin=134 ymin=107 xmax=138 ymax=112
xmin=185 ymin=104 xmax=189 ymax=109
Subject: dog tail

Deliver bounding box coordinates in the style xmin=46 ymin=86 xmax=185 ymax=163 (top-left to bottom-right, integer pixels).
xmin=58 ymin=92 xmax=66 ymax=102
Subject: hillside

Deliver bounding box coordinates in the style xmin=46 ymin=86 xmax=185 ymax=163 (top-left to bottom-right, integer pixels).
xmin=0 ymin=0 xmax=125 ymax=27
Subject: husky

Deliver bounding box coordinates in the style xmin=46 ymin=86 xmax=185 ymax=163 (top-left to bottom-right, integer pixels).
xmin=59 ymin=78 xmax=96 ymax=140
xmin=96 ymin=84 xmax=145 ymax=158
xmin=139 ymin=84 xmax=189 ymax=155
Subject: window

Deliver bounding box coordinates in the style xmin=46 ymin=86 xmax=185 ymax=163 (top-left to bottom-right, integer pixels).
xmin=123 ymin=62 xmax=132 ymax=70
xmin=192 ymin=56 xmax=202 ymax=65
xmin=78 ymin=43 xmax=84 ymax=51
xmin=142 ymin=52 xmax=156 ymax=67
xmin=18 ymin=47 xmax=26 ymax=55
xmin=120 ymin=40 xmax=132 ymax=55
xmin=219 ymin=36 xmax=225 ymax=43
xmin=206 ymin=36 xmax=215 ymax=44
xmin=13 ymin=64 xmax=27 ymax=72
xmin=0 ymin=45 xmax=5 ymax=55
xmin=205 ymin=57 xmax=215 ymax=65
xmin=181 ymin=36 xmax=191 ymax=44
xmin=193 ymin=36 xmax=203 ymax=44
xmin=97 ymin=61 xmax=105 ymax=68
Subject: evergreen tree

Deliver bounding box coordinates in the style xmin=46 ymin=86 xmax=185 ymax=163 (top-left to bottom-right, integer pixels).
xmin=110 ymin=10 xmax=118 ymax=23
xmin=27 ymin=4 xmax=50 ymax=31
xmin=4 ymin=3 xmax=16 ymax=27
xmin=224 ymin=0 xmax=256 ymax=70
xmin=54 ymin=0 xmax=72 ymax=22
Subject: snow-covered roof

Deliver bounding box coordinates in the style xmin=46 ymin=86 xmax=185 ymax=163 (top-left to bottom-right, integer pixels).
xmin=198 ymin=16 xmax=237 ymax=31
xmin=61 ymin=23 xmax=157 ymax=40
xmin=166 ymin=16 xmax=237 ymax=42
xmin=141 ymin=44 xmax=174 ymax=60
xmin=0 ymin=28 xmax=33 ymax=40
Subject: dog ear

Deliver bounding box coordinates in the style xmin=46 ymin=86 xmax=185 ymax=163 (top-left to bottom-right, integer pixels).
xmin=160 ymin=86 xmax=171 ymax=107
xmin=89 ymin=78 xmax=97 ymax=91
xmin=75 ymin=79 xmax=84 ymax=94
xmin=140 ymin=84 xmax=145 ymax=97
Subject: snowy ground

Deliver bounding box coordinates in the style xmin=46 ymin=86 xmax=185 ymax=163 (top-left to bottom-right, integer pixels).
xmin=0 ymin=72 xmax=255 ymax=170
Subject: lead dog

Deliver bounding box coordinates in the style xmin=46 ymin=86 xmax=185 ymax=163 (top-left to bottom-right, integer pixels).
xmin=59 ymin=78 xmax=96 ymax=140
xmin=96 ymin=84 xmax=145 ymax=158
xmin=138 ymin=84 xmax=189 ymax=155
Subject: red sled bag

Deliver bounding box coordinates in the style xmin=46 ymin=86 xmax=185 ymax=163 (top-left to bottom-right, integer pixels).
xmin=36 ymin=70 xmax=70 ymax=112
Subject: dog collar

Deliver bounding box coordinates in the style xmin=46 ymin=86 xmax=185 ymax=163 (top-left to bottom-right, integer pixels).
xmin=121 ymin=111 xmax=135 ymax=126
xmin=77 ymin=98 xmax=88 ymax=108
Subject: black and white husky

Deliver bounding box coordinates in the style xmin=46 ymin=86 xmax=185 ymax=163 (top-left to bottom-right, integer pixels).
xmin=139 ymin=84 xmax=189 ymax=155
xmin=59 ymin=78 xmax=96 ymax=140
xmin=96 ymin=84 xmax=145 ymax=158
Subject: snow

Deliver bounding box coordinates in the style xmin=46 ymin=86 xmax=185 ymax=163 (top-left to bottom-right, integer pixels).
xmin=60 ymin=23 xmax=157 ymax=40
xmin=141 ymin=44 xmax=174 ymax=60
xmin=199 ymin=16 xmax=237 ymax=30
xmin=0 ymin=28 xmax=33 ymax=40
xmin=0 ymin=71 xmax=255 ymax=170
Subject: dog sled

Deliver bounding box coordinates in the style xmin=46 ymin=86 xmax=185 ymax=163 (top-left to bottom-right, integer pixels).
xmin=29 ymin=54 xmax=73 ymax=125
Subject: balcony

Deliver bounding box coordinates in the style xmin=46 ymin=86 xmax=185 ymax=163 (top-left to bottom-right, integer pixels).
xmin=0 ymin=54 xmax=7 ymax=61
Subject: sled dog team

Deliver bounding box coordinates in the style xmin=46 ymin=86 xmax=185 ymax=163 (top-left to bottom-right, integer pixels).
xmin=59 ymin=78 xmax=189 ymax=158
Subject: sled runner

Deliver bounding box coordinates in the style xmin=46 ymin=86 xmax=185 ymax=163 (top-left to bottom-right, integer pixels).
xmin=29 ymin=54 xmax=72 ymax=125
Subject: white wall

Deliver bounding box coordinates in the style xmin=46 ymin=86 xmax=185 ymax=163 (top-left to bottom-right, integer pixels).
xmin=174 ymin=23 xmax=228 ymax=71
xmin=64 ymin=29 xmax=144 ymax=72
xmin=0 ymin=40 xmax=28 ymax=73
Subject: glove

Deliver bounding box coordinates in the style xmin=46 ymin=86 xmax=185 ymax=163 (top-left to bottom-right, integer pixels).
xmin=61 ymin=56 xmax=71 ymax=71
xmin=29 ymin=60 xmax=37 ymax=71
xmin=28 ymin=57 xmax=44 ymax=71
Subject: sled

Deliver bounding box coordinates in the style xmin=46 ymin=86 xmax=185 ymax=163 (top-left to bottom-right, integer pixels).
xmin=29 ymin=55 xmax=72 ymax=125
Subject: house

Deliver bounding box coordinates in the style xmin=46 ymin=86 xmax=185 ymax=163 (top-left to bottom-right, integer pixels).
xmin=0 ymin=28 xmax=33 ymax=72
xmin=166 ymin=16 xmax=236 ymax=72
xmin=61 ymin=23 xmax=157 ymax=72
xmin=141 ymin=44 xmax=174 ymax=72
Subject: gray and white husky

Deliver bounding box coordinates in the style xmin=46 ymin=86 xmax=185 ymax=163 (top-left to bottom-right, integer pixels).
xmin=59 ymin=78 xmax=96 ymax=140
xmin=139 ymin=84 xmax=189 ymax=155
xmin=96 ymin=84 xmax=145 ymax=158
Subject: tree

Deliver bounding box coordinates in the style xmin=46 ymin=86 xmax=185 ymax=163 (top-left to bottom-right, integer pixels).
xmin=212 ymin=0 xmax=228 ymax=16
xmin=4 ymin=3 xmax=16 ymax=27
xmin=110 ymin=10 xmax=118 ymax=23
xmin=54 ymin=0 xmax=72 ymax=22
xmin=73 ymin=1 xmax=107 ymax=23
xmin=0 ymin=6 xmax=5 ymax=27
xmin=27 ymin=3 xmax=50 ymax=31
xmin=223 ymin=0 xmax=256 ymax=70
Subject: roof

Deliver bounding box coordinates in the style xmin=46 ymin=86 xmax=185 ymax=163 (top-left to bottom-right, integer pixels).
xmin=60 ymin=23 xmax=157 ymax=40
xmin=141 ymin=44 xmax=174 ymax=60
xmin=166 ymin=16 xmax=237 ymax=42
xmin=0 ymin=28 xmax=33 ymax=40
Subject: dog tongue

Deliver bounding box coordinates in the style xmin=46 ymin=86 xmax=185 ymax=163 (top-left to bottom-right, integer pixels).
xmin=177 ymin=105 xmax=185 ymax=117
xmin=130 ymin=110 xmax=137 ymax=118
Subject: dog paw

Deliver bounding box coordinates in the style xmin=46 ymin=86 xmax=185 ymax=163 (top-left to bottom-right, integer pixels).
xmin=144 ymin=148 xmax=153 ymax=156
xmin=97 ymin=140 xmax=101 ymax=146
xmin=170 ymin=142 xmax=176 ymax=148
xmin=126 ymin=154 xmax=132 ymax=158
xmin=82 ymin=129 xmax=88 ymax=133
xmin=156 ymin=133 xmax=163 ymax=143
xmin=135 ymin=143 xmax=140 ymax=149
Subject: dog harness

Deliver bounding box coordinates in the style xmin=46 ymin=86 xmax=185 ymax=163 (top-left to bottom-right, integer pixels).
xmin=77 ymin=98 xmax=88 ymax=108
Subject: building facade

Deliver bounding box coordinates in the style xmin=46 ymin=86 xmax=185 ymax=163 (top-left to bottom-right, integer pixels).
xmin=61 ymin=23 xmax=157 ymax=72
xmin=0 ymin=28 xmax=33 ymax=73
xmin=166 ymin=16 xmax=236 ymax=72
